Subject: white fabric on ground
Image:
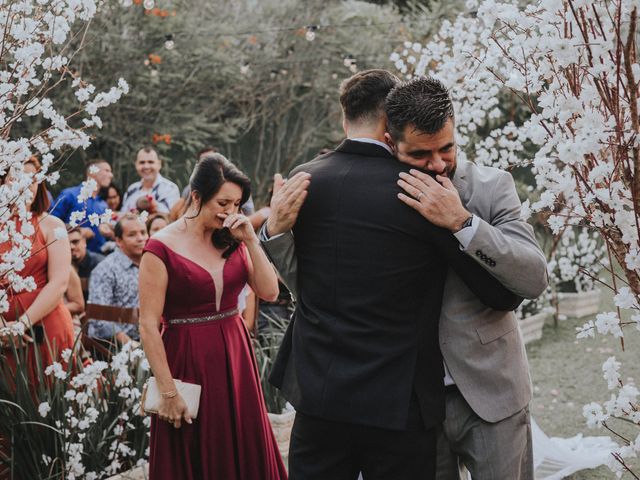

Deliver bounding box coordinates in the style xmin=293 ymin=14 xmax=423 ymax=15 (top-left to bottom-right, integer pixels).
xmin=531 ymin=418 xmax=618 ymax=480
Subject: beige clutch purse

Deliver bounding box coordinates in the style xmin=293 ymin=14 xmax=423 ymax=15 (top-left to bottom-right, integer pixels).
xmin=140 ymin=377 xmax=202 ymax=419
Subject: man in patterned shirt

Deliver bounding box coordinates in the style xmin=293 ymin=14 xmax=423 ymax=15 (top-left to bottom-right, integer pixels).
xmin=87 ymin=213 xmax=148 ymax=344
xmin=121 ymin=146 xmax=180 ymax=213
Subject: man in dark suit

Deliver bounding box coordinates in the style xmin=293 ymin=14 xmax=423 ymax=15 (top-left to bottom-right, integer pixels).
xmin=264 ymin=70 xmax=521 ymax=480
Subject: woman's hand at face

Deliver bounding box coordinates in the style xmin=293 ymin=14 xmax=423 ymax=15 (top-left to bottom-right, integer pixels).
xmin=217 ymin=213 xmax=256 ymax=243
xmin=157 ymin=394 xmax=192 ymax=429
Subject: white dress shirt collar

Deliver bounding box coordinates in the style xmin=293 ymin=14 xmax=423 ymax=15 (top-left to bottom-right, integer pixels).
xmin=349 ymin=137 xmax=394 ymax=155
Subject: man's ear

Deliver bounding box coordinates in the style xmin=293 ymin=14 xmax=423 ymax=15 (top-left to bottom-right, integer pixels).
xmin=384 ymin=132 xmax=396 ymax=152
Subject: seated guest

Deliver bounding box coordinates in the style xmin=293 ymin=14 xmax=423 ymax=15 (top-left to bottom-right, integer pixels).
xmin=121 ymin=147 xmax=180 ymax=213
xmin=87 ymin=214 xmax=148 ymax=345
xmin=146 ymin=213 xmax=169 ymax=236
xmin=135 ymin=195 xmax=157 ymax=214
xmin=65 ymin=268 xmax=85 ymax=335
xmin=50 ymin=159 xmax=113 ymax=253
xmin=100 ymin=182 xmax=123 ymax=212
xmin=68 ymin=226 xmax=104 ymax=299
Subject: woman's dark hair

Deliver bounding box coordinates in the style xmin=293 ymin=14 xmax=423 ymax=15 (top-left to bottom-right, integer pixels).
xmin=186 ymin=153 xmax=251 ymax=258
xmin=0 ymin=156 xmax=50 ymax=214
xmin=99 ymin=182 xmax=122 ymax=211
xmin=146 ymin=212 xmax=169 ymax=235
xmin=27 ymin=156 xmax=51 ymax=215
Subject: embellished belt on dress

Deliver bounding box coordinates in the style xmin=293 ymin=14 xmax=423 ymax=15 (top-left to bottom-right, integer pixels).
xmin=166 ymin=307 xmax=239 ymax=325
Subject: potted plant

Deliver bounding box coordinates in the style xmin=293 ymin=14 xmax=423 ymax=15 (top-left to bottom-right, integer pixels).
xmin=548 ymin=228 xmax=606 ymax=319
xmin=517 ymin=290 xmax=553 ymax=344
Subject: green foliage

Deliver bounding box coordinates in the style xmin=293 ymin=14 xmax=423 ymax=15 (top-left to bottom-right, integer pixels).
xmin=253 ymin=308 xmax=293 ymax=414
xmin=50 ymin=0 xmax=428 ymax=203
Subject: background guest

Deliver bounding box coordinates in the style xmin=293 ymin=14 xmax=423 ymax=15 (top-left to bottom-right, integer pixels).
xmin=68 ymin=226 xmax=104 ymax=300
xmin=65 ymin=268 xmax=85 ymax=319
xmin=50 ymin=159 xmax=113 ymax=253
xmin=87 ymin=214 xmax=148 ymax=345
xmin=146 ymin=213 xmax=169 ymax=236
xmin=101 ymin=182 xmax=123 ymax=212
xmin=135 ymin=195 xmax=157 ymax=214
xmin=121 ymin=147 xmax=180 ymax=213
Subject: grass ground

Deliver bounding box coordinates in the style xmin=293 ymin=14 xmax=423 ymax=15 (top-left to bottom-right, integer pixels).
xmin=526 ymin=287 xmax=639 ymax=479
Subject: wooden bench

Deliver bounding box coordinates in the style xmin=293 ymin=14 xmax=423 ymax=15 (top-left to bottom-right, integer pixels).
xmin=81 ymin=304 xmax=139 ymax=359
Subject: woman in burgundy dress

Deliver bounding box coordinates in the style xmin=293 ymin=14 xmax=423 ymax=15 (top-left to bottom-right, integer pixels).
xmin=139 ymin=153 xmax=287 ymax=479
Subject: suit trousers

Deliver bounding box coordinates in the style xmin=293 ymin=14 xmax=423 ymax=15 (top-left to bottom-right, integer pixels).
xmin=289 ymin=412 xmax=437 ymax=480
xmin=435 ymin=387 xmax=533 ymax=480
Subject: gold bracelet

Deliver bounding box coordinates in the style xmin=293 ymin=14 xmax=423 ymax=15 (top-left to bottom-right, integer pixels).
xmin=160 ymin=390 xmax=178 ymax=399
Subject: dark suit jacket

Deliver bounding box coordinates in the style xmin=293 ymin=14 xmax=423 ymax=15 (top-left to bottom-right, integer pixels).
xmin=269 ymin=140 xmax=521 ymax=430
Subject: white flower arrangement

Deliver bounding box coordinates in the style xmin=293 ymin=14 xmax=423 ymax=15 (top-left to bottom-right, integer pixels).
xmin=0 ymin=0 xmax=129 ymax=323
xmin=0 ymin=341 xmax=150 ymax=479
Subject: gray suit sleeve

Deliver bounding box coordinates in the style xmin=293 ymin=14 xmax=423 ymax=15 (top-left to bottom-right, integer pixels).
xmin=465 ymin=171 xmax=548 ymax=299
xmin=259 ymin=225 xmax=298 ymax=299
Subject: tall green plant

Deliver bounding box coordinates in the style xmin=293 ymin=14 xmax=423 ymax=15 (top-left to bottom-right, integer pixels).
xmin=253 ymin=310 xmax=292 ymax=414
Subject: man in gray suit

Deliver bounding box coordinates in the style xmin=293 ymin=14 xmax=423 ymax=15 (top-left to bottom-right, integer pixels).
xmin=261 ymin=76 xmax=547 ymax=479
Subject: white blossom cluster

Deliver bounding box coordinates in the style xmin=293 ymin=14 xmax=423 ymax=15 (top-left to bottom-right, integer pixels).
xmin=0 ymin=0 xmax=128 ymax=318
xmin=392 ymin=0 xmax=640 ymax=474
xmin=37 ymin=343 xmax=150 ymax=478
xmin=547 ymin=227 xmax=607 ymax=294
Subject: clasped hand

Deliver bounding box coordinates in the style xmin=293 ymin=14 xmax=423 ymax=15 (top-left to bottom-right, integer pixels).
xmin=0 ymin=320 xmax=33 ymax=347
xmin=158 ymin=394 xmax=192 ymax=429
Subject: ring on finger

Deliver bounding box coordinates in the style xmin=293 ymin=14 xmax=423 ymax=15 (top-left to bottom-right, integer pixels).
xmin=417 ymin=191 xmax=424 ymax=201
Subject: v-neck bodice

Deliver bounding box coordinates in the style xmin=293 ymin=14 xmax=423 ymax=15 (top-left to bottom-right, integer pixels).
xmin=143 ymin=238 xmax=249 ymax=321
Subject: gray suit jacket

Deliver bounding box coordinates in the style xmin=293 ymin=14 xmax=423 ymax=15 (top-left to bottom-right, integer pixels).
xmin=262 ymin=159 xmax=548 ymax=423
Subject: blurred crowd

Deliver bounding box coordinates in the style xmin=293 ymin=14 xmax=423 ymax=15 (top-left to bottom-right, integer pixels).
xmin=1 ymin=146 xmax=292 ymax=362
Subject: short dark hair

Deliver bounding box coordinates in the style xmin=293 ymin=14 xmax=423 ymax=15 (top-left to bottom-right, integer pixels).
xmin=66 ymin=224 xmax=82 ymax=236
xmin=136 ymin=146 xmax=159 ymax=163
xmin=197 ymin=146 xmax=218 ymax=159
xmin=114 ymin=213 xmax=142 ymax=239
xmin=84 ymin=158 xmax=109 ymax=177
xmin=339 ymin=69 xmax=400 ymax=124
xmin=386 ymin=76 xmax=455 ymax=140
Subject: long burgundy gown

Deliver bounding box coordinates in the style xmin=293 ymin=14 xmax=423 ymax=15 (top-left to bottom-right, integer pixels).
xmin=144 ymin=238 xmax=287 ymax=480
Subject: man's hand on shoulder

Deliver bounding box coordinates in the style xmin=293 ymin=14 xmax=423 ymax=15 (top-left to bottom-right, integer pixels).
xmin=265 ymin=172 xmax=311 ymax=237
xmin=397 ymin=169 xmax=471 ymax=232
